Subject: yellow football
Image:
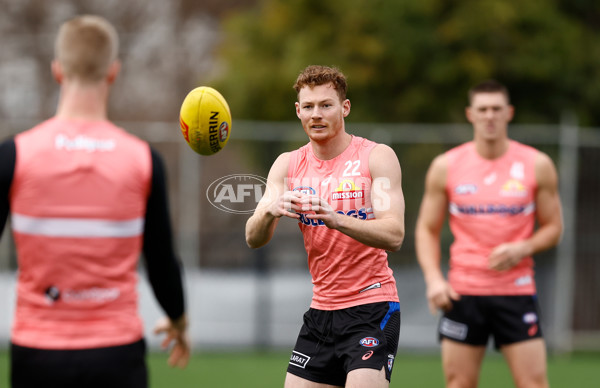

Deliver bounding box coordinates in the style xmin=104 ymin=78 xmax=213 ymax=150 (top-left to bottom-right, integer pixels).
xmin=179 ymin=86 xmax=231 ymax=155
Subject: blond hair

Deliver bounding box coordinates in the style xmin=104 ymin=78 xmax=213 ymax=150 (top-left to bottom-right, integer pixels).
xmin=54 ymin=15 xmax=119 ymax=82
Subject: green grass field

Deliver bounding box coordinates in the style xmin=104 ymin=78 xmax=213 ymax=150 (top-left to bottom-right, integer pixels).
xmin=1 ymin=350 xmax=598 ymax=387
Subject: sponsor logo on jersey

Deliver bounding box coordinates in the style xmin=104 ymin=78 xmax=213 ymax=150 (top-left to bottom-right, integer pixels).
xmin=455 ymin=184 xmax=478 ymax=195
xmin=289 ymin=351 xmax=310 ymax=369
xmin=515 ymin=275 xmax=532 ymax=286
xmin=63 ymin=287 xmax=121 ymax=303
xmin=45 ymin=286 xmax=121 ymax=304
xmin=500 ymin=179 xmax=528 ymax=197
xmin=332 ymin=179 xmax=364 ymax=201
xmin=359 ymin=337 xmax=380 ymax=347
xmin=55 ymin=134 xmax=116 ymax=152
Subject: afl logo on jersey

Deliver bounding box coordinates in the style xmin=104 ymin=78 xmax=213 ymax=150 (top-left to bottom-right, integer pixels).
xmin=455 ymin=184 xmax=477 ymax=195
xmin=293 ymin=186 xmax=316 ymax=195
xmin=359 ymin=337 xmax=379 ymax=347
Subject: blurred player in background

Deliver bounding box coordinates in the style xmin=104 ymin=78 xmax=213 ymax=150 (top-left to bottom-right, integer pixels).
xmin=415 ymin=80 xmax=563 ymax=388
xmin=0 ymin=15 xmax=189 ymax=388
xmin=246 ymin=65 xmax=405 ymax=388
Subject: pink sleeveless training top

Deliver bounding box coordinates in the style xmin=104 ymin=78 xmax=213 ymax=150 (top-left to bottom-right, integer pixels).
xmin=10 ymin=117 xmax=151 ymax=349
xmin=287 ymin=135 xmax=399 ymax=310
xmin=445 ymin=140 xmax=538 ymax=295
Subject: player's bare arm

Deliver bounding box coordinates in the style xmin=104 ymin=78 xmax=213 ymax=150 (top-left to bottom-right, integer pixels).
xmin=415 ymin=154 xmax=460 ymax=314
xmin=304 ymin=144 xmax=404 ymax=252
xmin=488 ymin=152 xmax=563 ymax=271
xmin=245 ymin=152 xmax=305 ymax=248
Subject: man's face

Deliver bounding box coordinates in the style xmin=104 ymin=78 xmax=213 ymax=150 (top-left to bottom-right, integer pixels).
xmin=466 ymin=92 xmax=514 ymax=142
xmin=295 ymin=83 xmax=350 ymax=142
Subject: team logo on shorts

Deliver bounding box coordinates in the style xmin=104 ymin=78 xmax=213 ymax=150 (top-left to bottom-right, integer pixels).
xmin=387 ymin=354 xmax=395 ymax=371
xmin=289 ymin=351 xmax=310 ymax=369
xmin=359 ymin=337 xmax=379 ymax=347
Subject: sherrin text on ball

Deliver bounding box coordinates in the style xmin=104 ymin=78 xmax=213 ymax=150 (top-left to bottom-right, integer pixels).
xmin=179 ymin=86 xmax=231 ymax=155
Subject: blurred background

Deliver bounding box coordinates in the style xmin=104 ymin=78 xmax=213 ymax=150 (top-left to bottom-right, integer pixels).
xmin=0 ymin=0 xmax=599 ymax=356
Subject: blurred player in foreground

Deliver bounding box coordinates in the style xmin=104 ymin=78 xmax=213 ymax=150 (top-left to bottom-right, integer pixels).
xmin=246 ymin=65 xmax=405 ymax=388
xmin=415 ymin=80 xmax=563 ymax=388
xmin=0 ymin=15 xmax=189 ymax=388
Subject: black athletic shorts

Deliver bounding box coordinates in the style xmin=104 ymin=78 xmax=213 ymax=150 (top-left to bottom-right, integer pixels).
xmin=287 ymin=301 xmax=401 ymax=386
xmin=438 ymin=295 xmax=543 ymax=349
xmin=10 ymin=338 xmax=147 ymax=388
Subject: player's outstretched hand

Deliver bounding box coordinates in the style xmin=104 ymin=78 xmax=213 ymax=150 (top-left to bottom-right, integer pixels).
xmin=153 ymin=314 xmax=191 ymax=369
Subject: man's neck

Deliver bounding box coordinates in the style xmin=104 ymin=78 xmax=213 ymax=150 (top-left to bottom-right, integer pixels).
xmin=310 ymin=132 xmax=352 ymax=160
xmin=474 ymin=137 xmax=511 ymax=160
xmin=55 ymin=79 xmax=109 ymax=121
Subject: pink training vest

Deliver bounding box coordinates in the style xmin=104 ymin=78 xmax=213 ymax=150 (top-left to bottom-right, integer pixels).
xmin=445 ymin=140 xmax=538 ymax=295
xmin=287 ymin=135 xmax=399 ymax=310
xmin=10 ymin=117 xmax=151 ymax=349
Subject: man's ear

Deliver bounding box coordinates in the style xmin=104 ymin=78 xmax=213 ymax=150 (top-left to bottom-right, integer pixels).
xmin=342 ymin=99 xmax=351 ymax=118
xmin=507 ymin=104 xmax=515 ymax=123
xmin=465 ymin=106 xmax=474 ymax=124
xmin=51 ymin=60 xmax=63 ymax=84
xmin=106 ymin=60 xmax=121 ymax=84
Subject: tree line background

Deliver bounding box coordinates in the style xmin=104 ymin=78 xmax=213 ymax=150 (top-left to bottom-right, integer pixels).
xmin=213 ymin=0 xmax=600 ymax=127
xmin=2 ymin=0 xmax=599 ymax=128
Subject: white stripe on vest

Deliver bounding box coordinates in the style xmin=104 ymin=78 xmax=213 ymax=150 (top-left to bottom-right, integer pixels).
xmin=11 ymin=213 xmax=144 ymax=238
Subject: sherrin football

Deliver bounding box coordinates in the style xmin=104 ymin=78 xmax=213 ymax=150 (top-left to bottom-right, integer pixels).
xmin=179 ymin=86 xmax=231 ymax=155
